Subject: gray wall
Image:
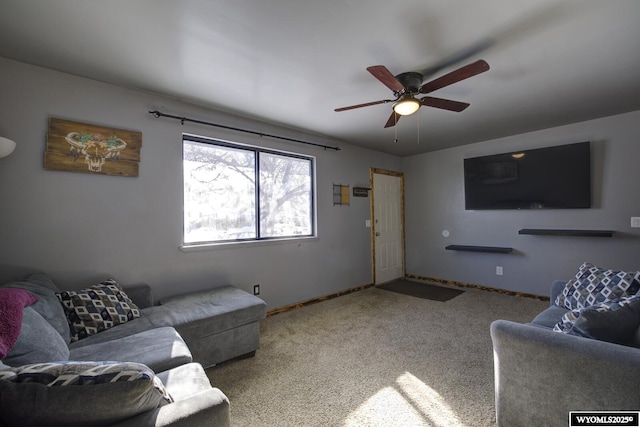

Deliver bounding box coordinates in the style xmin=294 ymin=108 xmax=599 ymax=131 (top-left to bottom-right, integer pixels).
xmin=3 ymin=57 xmax=638 ymax=306
xmin=0 ymin=58 xmax=401 ymax=308
xmin=403 ymin=110 xmax=640 ymax=296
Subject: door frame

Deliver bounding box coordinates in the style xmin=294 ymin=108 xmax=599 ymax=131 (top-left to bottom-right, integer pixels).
xmin=370 ymin=167 xmax=406 ymax=284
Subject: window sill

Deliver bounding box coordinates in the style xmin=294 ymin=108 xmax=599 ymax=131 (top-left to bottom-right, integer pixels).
xmin=180 ymin=236 xmax=319 ymax=252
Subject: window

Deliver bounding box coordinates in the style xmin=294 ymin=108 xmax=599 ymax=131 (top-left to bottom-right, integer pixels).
xmin=183 ymin=135 xmax=315 ymax=245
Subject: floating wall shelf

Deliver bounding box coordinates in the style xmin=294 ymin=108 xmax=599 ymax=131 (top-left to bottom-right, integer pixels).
xmin=445 ymin=245 xmax=513 ymax=254
xmin=518 ymin=229 xmax=614 ymax=237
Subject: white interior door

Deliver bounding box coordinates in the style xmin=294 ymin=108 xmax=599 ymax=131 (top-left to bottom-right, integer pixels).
xmin=373 ymin=172 xmax=404 ymax=284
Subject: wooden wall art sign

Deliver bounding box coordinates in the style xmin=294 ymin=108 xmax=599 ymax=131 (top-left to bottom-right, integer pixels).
xmin=45 ymin=118 xmax=142 ymax=177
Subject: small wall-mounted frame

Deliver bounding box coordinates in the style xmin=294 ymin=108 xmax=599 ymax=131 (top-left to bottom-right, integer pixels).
xmin=353 ymin=187 xmax=370 ymax=197
xmin=333 ymin=184 xmax=350 ymax=206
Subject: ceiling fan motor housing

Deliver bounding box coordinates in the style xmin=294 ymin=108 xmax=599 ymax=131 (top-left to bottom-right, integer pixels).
xmin=395 ymin=72 xmax=423 ymax=94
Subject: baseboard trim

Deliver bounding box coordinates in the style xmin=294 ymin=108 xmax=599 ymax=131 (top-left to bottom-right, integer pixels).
xmin=267 ymin=276 xmax=548 ymax=317
xmin=405 ymin=274 xmax=550 ymax=302
xmin=267 ymin=283 xmax=375 ymax=317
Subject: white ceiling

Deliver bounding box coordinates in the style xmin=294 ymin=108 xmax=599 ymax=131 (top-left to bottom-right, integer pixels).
xmin=1 ymin=0 xmax=639 ymax=157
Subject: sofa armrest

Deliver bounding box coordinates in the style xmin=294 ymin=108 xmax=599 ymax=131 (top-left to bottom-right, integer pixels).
xmin=123 ymin=284 xmax=154 ymax=308
xmin=490 ymin=319 xmax=640 ymax=426
xmin=110 ymin=388 xmax=229 ymax=427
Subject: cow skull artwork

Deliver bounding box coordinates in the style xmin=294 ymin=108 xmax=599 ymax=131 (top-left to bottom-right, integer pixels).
xmin=45 ymin=118 xmax=141 ymax=177
xmin=65 ymin=132 xmax=128 ymax=172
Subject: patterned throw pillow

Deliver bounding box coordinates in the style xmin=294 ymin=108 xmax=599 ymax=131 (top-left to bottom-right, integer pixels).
xmin=0 ymin=361 xmax=172 ymax=427
xmin=0 ymin=361 xmax=172 ymax=401
xmin=56 ymin=279 xmax=141 ymax=342
xmin=555 ymin=262 xmax=640 ymax=311
xmin=553 ymin=294 xmax=640 ymax=344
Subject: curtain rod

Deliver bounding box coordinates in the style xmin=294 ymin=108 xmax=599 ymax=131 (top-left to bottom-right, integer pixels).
xmin=148 ymin=110 xmax=341 ymax=151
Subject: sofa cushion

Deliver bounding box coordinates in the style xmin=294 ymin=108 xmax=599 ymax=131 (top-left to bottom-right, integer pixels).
xmin=3 ymin=307 xmax=70 ymax=367
xmin=0 ymin=361 xmax=172 ymax=427
xmin=56 ymin=279 xmax=141 ymax=342
xmin=69 ymin=327 xmax=192 ymax=373
xmin=66 ymin=307 xmax=159 ymax=349
xmin=156 ymin=362 xmax=216 ymax=401
xmin=530 ymin=305 xmax=568 ymax=328
xmin=631 ymin=327 xmax=640 ymax=348
xmin=553 ymin=294 xmax=640 ymax=344
xmin=1 ymin=273 xmax=71 ymax=343
xmin=110 ymin=363 xmax=231 ymax=427
xmin=158 ymin=286 xmax=267 ymax=337
xmin=555 ymin=262 xmax=640 ymax=310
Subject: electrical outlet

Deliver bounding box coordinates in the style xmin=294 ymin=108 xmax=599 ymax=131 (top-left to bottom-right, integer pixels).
xmin=496 ymin=266 xmax=503 ymax=276
xmin=253 ymin=284 xmax=260 ymax=295
xmin=631 ymin=217 xmax=640 ymax=228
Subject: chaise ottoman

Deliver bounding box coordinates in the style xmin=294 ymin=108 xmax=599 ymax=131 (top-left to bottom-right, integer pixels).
xmin=158 ymin=286 xmax=267 ymax=368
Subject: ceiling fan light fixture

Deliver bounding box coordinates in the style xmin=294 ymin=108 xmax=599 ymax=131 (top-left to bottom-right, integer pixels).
xmin=0 ymin=136 xmax=16 ymax=158
xmin=393 ymin=97 xmax=420 ymax=116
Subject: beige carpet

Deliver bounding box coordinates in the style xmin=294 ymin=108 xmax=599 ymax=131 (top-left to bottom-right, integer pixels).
xmin=207 ymin=284 xmax=548 ymax=426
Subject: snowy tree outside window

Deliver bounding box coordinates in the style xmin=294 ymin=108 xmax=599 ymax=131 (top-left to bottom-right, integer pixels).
xmin=183 ymin=136 xmax=315 ymax=244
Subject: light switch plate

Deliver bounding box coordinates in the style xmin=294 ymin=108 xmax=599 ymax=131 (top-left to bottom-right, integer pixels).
xmin=632 ymin=217 xmax=640 ymax=228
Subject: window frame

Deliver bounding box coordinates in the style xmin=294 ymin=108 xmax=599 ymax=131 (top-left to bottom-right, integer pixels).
xmin=182 ymin=134 xmax=317 ymax=247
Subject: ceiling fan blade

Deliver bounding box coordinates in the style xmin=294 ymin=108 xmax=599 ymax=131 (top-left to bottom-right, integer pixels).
xmin=419 ymin=40 xmax=494 ymax=78
xmin=420 ymin=96 xmax=470 ymax=112
xmin=384 ymin=111 xmax=401 ymax=128
xmin=419 ymin=60 xmax=490 ymax=94
xmin=335 ymin=99 xmax=393 ymax=112
xmin=367 ymin=65 xmax=406 ymax=92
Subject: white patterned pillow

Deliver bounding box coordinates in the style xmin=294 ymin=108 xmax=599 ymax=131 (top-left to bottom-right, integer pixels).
xmin=555 ymin=263 xmax=640 ymax=311
xmin=553 ymin=294 xmax=640 ymax=344
xmin=56 ymin=279 xmax=141 ymax=342
xmin=0 ymin=361 xmax=172 ymax=427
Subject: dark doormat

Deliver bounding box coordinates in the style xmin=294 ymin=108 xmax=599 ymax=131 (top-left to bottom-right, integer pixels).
xmin=377 ymin=279 xmax=464 ymax=302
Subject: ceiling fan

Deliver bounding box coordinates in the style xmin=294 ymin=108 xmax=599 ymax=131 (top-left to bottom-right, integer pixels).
xmin=335 ymin=59 xmax=490 ymax=128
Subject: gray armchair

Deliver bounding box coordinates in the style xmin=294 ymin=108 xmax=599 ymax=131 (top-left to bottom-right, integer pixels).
xmin=490 ymin=281 xmax=640 ymax=426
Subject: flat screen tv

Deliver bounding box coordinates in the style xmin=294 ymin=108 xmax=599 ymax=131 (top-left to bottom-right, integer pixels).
xmin=464 ymin=141 xmax=591 ymax=210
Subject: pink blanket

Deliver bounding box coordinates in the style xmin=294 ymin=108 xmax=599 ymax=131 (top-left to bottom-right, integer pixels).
xmin=0 ymin=288 xmax=38 ymax=359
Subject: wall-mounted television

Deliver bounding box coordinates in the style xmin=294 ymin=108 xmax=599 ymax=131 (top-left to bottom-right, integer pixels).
xmin=463 ymin=141 xmax=591 ymax=210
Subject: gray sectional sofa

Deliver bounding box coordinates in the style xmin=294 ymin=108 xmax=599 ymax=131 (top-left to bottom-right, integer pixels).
xmin=0 ymin=273 xmax=267 ymax=426
xmin=491 ymin=263 xmax=640 ymax=427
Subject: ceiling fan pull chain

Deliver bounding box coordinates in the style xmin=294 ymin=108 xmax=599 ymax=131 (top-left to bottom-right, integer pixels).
xmin=417 ymin=112 xmax=420 ymax=145
xmin=394 ymin=121 xmax=398 ymax=143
